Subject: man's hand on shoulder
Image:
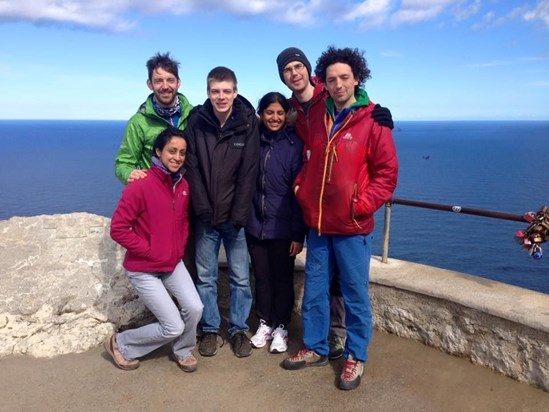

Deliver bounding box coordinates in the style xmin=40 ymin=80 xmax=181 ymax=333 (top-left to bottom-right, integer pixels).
xmin=372 ymin=104 xmax=394 ymax=130
xmin=127 ymin=169 xmax=147 ymax=183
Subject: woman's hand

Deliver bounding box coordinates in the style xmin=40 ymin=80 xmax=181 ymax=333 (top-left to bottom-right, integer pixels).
xmin=289 ymin=241 xmax=303 ymax=257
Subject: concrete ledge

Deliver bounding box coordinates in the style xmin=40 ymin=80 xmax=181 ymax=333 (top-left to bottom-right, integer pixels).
xmin=369 ymin=257 xmax=549 ymax=333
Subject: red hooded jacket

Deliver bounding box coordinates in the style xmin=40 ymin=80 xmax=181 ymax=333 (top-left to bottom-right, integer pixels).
xmin=288 ymin=79 xmax=327 ymax=150
xmin=294 ymin=91 xmax=398 ymax=235
xmin=110 ymin=165 xmax=190 ymax=272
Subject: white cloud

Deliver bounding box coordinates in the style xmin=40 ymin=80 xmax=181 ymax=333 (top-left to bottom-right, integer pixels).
xmin=0 ymin=0 xmax=327 ymax=30
xmin=337 ymin=0 xmax=391 ymax=29
xmin=0 ymin=0 xmax=547 ymax=32
xmin=455 ymin=0 xmax=480 ymax=21
xmin=341 ymin=0 xmax=391 ymax=20
xmin=523 ymin=0 xmax=549 ymax=29
xmin=0 ymin=1 xmax=137 ymax=31
xmin=391 ymin=0 xmax=458 ymax=25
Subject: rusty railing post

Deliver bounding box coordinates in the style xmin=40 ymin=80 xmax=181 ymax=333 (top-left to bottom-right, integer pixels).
xmin=382 ymin=200 xmax=393 ymax=263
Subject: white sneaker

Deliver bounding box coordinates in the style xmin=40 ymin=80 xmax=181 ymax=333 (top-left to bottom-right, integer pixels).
xmin=269 ymin=325 xmax=288 ymax=353
xmin=250 ymin=320 xmax=273 ymax=348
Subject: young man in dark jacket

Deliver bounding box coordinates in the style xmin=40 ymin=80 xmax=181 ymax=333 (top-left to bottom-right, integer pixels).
xmin=185 ymin=66 xmax=260 ymax=358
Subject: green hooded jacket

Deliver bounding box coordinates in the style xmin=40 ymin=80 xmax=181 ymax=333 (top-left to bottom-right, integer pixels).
xmin=325 ymin=89 xmax=370 ymax=120
xmin=114 ymin=93 xmax=193 ymax=184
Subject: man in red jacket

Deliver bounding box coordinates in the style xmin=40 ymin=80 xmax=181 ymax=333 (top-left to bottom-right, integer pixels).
xmin=282 ymin=46 xmax=398 ymax=391
xmin=276 ymin=47 xmax=394 ymax=361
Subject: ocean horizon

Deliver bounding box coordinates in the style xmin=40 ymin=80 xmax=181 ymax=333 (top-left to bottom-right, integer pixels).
xmin=1 ymin=119 xmax=548 ymax=294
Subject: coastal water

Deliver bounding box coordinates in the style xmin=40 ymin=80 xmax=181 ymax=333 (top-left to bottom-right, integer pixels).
xmin=1 ymin=120 xmax=548 ymax=293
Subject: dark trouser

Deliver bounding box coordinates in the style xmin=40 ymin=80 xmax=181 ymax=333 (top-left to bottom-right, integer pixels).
xmin=183 ymin=220 xmax=198 ymax=283
xmin=246 ymin=234 xmax=295 ymax=327
xmin=330 ymin=271 xmax=346 ymax=338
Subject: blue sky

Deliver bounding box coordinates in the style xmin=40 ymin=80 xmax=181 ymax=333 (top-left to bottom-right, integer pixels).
xmin=1 ymin=0 xmax=548 ymax=121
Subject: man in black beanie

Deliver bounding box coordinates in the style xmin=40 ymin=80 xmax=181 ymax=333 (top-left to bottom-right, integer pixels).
xmin=275 ymin=46 xmax=394 ymax=363
xmin=276 ymin=47 xmax=313 ymax=84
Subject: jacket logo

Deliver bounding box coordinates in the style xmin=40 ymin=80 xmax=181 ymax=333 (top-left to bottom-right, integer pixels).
xmin=233 ymin=142 xmax=245 ymax=148
xmin=181 ymin=190 xmax=188 ymax=196
xmin=342 ymin=133 xmax=353 ymax=141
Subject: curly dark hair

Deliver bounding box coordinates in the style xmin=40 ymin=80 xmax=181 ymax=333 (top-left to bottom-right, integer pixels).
xmin=314 ymin=46 xmax=371 ymax=91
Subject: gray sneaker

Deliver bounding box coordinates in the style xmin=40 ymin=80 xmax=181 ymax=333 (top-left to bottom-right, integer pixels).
xmin=282 ymin=348 xmax=328 ymax=370
xmin=198 ymin=332 xmax=219 ymax=357
xmin=338 ymin=355 xmax=364 ymax=390
xmin=230 ymin=331 xmax=252 ymax=358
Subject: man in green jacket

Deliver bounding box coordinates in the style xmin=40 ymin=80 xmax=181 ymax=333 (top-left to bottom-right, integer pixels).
xmin=114 ymin=52 xmax=197 ymax=281
xmin=115 ymin=52 xmax=194 ymax=184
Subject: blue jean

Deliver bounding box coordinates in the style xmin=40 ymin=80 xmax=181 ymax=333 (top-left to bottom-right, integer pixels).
xmin=195 ymin=221 xmax=252 ymax=335
xmin=302 ymin=230 xmax=373 ymax=362
xmin=117 ymin=261 xmax=203 ymax=361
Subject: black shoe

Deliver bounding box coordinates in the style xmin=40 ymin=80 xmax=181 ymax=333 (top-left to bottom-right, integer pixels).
xmin=230 ymin=331 xmax=252 ymax=358
xmin=328 ymin=334 xmax=345 ymax=360
xmin=199 ymin=332 xmax=218 ymax=357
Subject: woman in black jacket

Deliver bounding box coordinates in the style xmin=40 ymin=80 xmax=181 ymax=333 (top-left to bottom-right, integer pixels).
xmin=246 ymin=92 xmax=306 ymax=353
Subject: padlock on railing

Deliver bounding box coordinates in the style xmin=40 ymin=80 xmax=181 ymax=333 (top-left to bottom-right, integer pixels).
xmin=516 ymin=206 xmax=549 ymax=260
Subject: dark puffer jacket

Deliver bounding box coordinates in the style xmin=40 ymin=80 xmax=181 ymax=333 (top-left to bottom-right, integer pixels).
xmin=185 ymin=95 xmax=260 ymax=227
xmin=246 ymin=127 xmax=306 ymax=242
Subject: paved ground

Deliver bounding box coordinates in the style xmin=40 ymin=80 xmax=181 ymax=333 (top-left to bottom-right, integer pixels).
xmin=1 ymin=316 xmax=547 ymax=412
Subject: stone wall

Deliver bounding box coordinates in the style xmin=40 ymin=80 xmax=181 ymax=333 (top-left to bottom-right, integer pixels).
xmin=0 ymin=213 xmax=148 ymax=357
xmin=362 ymin=258 xmax=549 ymax=391
xmin=1 ymin=213 xmax=548 ymax=391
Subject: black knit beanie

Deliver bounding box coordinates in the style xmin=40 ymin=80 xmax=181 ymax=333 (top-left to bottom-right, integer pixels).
xmin=276 ymin=47 xmax=312 ymax=83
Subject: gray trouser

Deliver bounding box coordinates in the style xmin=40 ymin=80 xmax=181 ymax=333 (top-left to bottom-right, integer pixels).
xmin=330 ymin=295 xmax=346 ymax=338
xmin=117 ymin=261 xmax=203 ymax=360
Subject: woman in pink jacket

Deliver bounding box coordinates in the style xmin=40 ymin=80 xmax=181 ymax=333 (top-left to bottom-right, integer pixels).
xmin=107 ymin=128 xmax=203 ymax=372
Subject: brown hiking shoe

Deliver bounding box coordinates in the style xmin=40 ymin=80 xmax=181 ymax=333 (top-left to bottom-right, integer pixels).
xmin=103 ymin=333 xmax=139 ymax=370
xmin=173 ymin=353 xmax=198 ymax=373
xmin=281 ymin=348 xmax=328 ymax=370
xmin=338 ymin=355 xmax=364 ymax=390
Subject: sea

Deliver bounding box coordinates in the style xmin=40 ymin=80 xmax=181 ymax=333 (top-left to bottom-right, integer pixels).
xmin=1 ymin=120 xmax=548 ymax=294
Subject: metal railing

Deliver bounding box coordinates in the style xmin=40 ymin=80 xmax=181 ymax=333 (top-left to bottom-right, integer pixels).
xmin=381 ymin=197 xmax=526 ymax=263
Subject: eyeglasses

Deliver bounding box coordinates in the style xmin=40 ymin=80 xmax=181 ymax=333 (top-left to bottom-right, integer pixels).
xmin=282 ymin=63 xmax=305 ymax=75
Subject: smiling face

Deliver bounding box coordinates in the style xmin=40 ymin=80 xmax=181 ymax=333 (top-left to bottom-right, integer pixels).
xmin=147 ymin=67 xmax=181 ymax=108
xmin=324 ymin=62 xmax=358 ymax=112
xmin=207 ymin=80 xmax=237 ymax=117
xmin=260 ymin=102 xmax=286 ymax=133
xmin=155 ymin=136 xmax=187 ymax=173
xmin=282 ymin=60 xmax=310 ymax=94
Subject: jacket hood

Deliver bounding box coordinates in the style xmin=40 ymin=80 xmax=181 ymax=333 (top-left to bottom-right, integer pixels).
xmin=290 ymin=77 xmax=326 ymax=107
xmin=325 ymin=88 xmax=370 ymax=117
xmin=260 ymin=127 xmax=297 ymax=146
